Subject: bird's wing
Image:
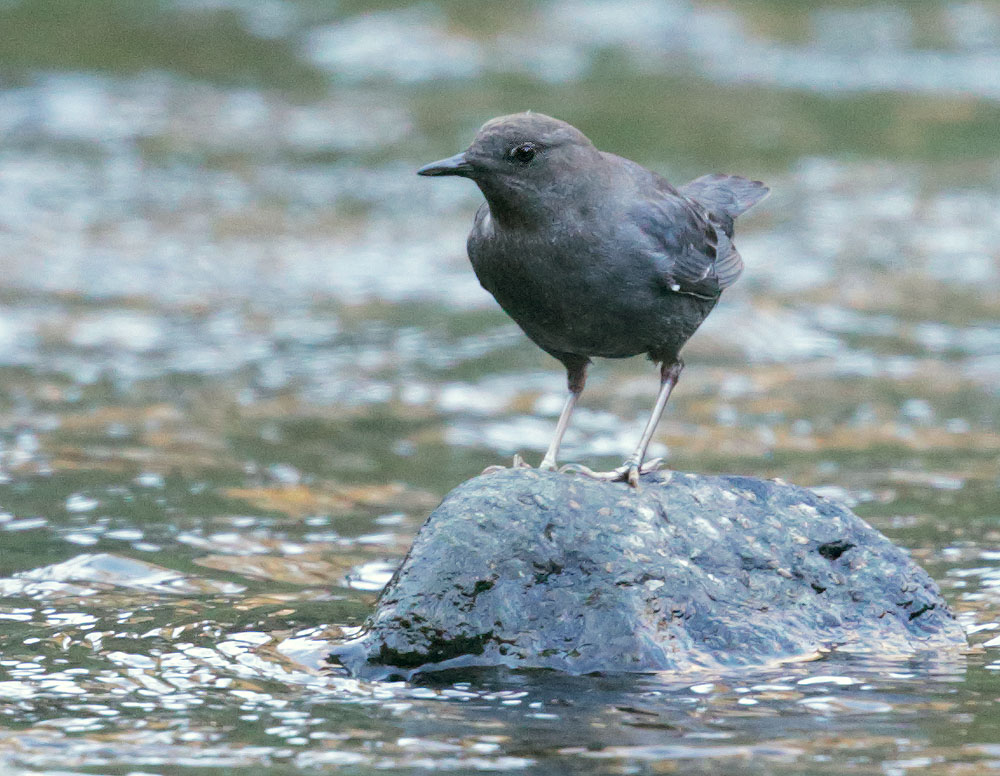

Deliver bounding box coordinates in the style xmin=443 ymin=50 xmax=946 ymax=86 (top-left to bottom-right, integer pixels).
xmin=628 ymin=194 xmax=743 ymax=299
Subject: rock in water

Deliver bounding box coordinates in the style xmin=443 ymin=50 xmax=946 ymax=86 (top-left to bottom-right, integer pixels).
xmin=330 ymin=469 xmax=965 ymax=678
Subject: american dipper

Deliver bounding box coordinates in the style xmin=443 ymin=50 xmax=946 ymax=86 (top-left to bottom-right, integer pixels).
xmin=418 ymin=113 xmax=768 ymax=486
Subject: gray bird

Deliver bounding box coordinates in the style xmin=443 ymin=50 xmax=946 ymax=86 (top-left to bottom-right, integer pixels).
xmin=418 ymin=113 xmax=768 ymax=486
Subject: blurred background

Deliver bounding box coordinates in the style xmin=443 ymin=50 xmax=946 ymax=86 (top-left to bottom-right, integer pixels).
xmin=0 ymin=1 xmax=999 ymax=773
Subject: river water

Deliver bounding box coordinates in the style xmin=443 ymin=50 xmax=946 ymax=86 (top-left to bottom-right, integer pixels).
xmin=0 ymin=1 xmax=999 ymax=773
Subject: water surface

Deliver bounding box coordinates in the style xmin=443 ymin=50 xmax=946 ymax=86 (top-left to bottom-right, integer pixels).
xmin=1 ymin=1 xmax=999 ymax=773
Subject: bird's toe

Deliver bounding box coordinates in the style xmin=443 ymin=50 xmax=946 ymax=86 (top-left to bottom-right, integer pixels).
xmin=560 ymin=462 xmax=612 ymax=480
xmin=562 ymin=457 xmax=663 ymax=487
xmin=512 ymin=454 xmax=533 ymax=469
xmin=561 ymin=462 xmax=632 ymax=483
xmin=639 ymin=457 xmax=665 ymax=474
xmin=482 ymin=454 xmax=537 ymax=475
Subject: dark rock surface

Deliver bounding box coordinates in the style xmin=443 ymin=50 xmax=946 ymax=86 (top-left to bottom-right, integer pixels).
xmin=330 ymin=469 xmax=966 ymax=678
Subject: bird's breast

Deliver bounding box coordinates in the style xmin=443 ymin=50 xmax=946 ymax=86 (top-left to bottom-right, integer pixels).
xmin=467 ymin=226 xmax=676 ymax=359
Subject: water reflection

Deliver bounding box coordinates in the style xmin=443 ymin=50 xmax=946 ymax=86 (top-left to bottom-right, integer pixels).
xmin=1 ymin=0 xmax=999 ymax=772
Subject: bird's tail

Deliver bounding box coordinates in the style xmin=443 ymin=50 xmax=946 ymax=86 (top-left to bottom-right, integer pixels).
xmin=680 ymin=174 xmax=769 ymax=232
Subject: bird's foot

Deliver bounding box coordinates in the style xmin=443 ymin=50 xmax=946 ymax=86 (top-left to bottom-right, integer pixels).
xmin=560 ymin=457 xmax=664 ymax=488
xmin=481 ymin=454 xmax=536 ymax=475
xmin=537 ymin=455 xmax=558 ymax=472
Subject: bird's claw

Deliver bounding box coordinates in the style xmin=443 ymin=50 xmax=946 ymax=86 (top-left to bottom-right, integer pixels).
xmin=512 ymin=454 xmax=533 ymax=469
xmin=558 ymin=462 xmax=619 ymax=480
xmin=559 ymin=463 xmax=635 ymax=484
xmin=483 ymin=455 xmax=665 ymax=485
xmin=560 ymin=457 xmax=665 ymax=488
xmin=481 ymin=454 xmax=536 ymax=476
xmin=639 ymin=457 xmax=665 ymax=475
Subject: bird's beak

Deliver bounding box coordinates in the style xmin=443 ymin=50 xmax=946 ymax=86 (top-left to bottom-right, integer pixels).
xmin=417 ymin=152 xmax=474 ymax=177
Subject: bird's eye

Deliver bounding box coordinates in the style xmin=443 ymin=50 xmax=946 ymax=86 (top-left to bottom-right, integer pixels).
xmin=509 ymin=143 xmax=537 ymax=164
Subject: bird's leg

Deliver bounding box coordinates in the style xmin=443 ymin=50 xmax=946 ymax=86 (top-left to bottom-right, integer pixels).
xmin=482 ymin=360 xmax=587 ymax=475
xmin=564 ymin=360 xmax=683 ymax=487
xmin=538 ymin=360 xmax=587 ymax=471
xmin=618 ymin=360 xmax=683 ymax=485
xmin=538 ymin=392 xmax=580 ymax=471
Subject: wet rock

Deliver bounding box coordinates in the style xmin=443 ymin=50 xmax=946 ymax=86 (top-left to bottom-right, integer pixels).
xmin=330 ymin=469 xmax=965 ymax=678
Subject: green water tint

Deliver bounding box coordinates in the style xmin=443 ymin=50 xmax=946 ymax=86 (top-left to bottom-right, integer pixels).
xmin=2 ymin=0 xmax=1000 ymax=772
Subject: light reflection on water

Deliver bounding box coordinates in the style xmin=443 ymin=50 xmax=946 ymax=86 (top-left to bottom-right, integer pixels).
xmin=1 ymin=0 xmax=1000 ymax=773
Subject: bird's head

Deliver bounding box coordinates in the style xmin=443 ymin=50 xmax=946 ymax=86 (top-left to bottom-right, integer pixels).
xmin=418 ymin=113 xmax=600 ymax=225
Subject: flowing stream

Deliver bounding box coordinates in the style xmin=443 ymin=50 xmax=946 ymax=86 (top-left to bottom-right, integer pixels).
xmin=1 ymin=1 xmax=999 ymax=773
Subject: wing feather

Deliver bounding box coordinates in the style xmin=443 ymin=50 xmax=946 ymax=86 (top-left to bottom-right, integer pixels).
xmin=628 ymin=194 xmax=742 ymax=299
